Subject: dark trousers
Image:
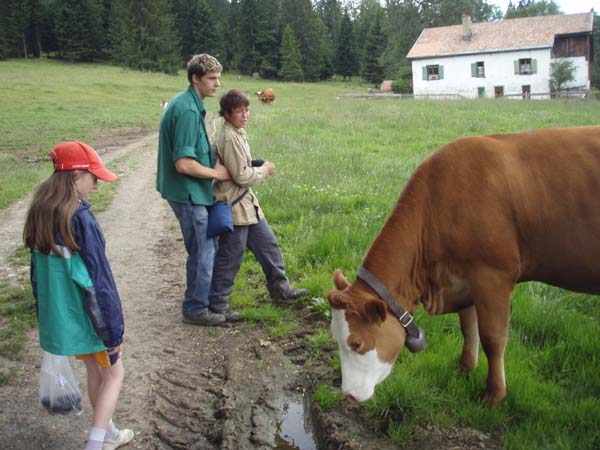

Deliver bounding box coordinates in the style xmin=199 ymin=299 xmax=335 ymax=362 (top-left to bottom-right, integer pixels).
xmin=208 ymin=218 xmax=288 ymax=312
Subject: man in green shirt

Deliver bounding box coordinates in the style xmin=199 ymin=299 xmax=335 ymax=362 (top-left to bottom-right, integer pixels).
xmin=157 ymin=54 xmax=230 ymax=326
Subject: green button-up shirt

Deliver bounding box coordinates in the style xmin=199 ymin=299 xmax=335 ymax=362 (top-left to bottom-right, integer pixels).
xmin=156 ymin=85 xmax=216 ymax=205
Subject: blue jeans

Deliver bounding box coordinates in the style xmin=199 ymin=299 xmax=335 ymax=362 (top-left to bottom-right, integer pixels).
xmin=168 ymin=200 xmax=217 ymax=317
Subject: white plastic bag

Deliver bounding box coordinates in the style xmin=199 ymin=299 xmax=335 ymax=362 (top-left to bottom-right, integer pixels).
xmin=39 ymin=351 xmax=82 ymax=416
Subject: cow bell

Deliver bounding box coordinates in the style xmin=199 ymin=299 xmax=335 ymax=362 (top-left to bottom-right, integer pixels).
xmin=405 ymin=326 xmax=427 ymax=353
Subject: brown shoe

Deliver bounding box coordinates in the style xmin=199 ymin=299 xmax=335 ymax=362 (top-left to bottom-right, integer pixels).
xmin=183 ymin=311 xmax=226 ymax=326
xmin=271 ymin=286 xmax=309 ymax=303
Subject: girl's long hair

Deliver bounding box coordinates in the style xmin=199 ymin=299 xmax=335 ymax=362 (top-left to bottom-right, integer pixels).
xmin=24 ymin=171 xmax=82 ymax=256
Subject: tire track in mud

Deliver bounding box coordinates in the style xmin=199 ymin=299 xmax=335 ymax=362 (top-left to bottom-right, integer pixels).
xmin=142 ymin=226 xmax=307 ymax=450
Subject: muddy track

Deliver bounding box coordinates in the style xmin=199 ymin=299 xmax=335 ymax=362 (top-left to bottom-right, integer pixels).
xmin=0 ymin=130 xmax=501 ymax=450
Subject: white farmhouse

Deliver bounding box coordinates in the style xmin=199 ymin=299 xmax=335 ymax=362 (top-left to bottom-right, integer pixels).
xmin=407 ymin=12 xmax=594 ymax=99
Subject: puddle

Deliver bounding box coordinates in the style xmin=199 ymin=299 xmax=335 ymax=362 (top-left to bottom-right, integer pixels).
xmin=274 ymin=392 xmax=319 ymax=450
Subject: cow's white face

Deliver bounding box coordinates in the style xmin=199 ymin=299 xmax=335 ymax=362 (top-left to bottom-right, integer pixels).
xmin=331 ymin=308 xmax=393 ymax=402
xmin=328 ymin=269 xmax=407 ymax=403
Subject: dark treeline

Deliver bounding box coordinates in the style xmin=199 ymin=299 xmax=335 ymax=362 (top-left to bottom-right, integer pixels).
xmin=0 ymin=0 xmax=598 ymax=87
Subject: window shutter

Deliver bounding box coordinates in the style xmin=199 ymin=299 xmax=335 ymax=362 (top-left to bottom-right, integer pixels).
xmin=514 ymin=60 xmax=519 ymax=74
xmin=422 ymin=66 xmax=427 ymax=80
xmin=471 ymin=63 xmax=477 ymax=77
xmin=532 ymin=59 xmax=537 ymax=74
xmin=438 ymin=65 xmax=444 ymax=80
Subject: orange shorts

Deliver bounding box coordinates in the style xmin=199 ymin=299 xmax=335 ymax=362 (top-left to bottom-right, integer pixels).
xmin=75 ymin=350 xmax=120 ymax=368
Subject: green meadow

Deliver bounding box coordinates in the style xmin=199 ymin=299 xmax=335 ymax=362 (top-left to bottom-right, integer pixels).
xmin=1 ymin=59 xmax=599 ymax=449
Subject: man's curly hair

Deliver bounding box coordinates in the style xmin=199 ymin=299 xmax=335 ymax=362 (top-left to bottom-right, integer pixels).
xmin=187 ymin=54 xmax=222 ymax=83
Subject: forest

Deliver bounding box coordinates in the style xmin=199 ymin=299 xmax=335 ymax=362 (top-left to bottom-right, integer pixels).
xmin=1 ymin=0 xmax=599 ymax=88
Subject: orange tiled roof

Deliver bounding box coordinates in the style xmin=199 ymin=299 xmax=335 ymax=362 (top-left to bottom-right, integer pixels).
xmin=407 ymin=12 xmax=593 ymax=59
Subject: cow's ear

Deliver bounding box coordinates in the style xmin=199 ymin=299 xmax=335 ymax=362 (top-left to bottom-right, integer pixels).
xmin=327 ymin=291 xmax=348 ymax=309
xmin=333 ymin=269 xmax=350 ymax=290
xmin=348 ymin=334 xmax=374 ymax=354
xmin=364 ymin=299 xmax=387 ymax=325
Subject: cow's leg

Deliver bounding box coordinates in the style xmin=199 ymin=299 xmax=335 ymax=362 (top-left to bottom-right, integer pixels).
xmin=470 ymin=269 xmax=514 ymax=405
xmin=458 ymin=305 xmax=479 ymax=371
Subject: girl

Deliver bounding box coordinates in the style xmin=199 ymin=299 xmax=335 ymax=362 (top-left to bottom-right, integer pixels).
xmin=24 ymin=141 xmax=133 ymax=450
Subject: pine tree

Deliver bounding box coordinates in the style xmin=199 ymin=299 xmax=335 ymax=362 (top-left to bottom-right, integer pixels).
xmin=362 ymin=10 xmax=386 ymax=86
xmin=37 ymin=0 xmax=58 ymax=56
xmin=237 ymin=0 xmax=259 ymax=74
xmin=278 ymin=25 xmax=303 ymax=81
xmin=174 ymin=0 xmax=221 ymax=63
xmin=110 ymin=0 xmax=181 ymax=74
xmin=108 ymin=0 xmax=128 ymax=66
xmin=302 ymin=12 xmax=326 ymax=81
xmin=354 ymin=0 xmax=382 ymax=76
xmin=222 ymin=0 xmax=240 ymax=69
xmin=315 ymin=0 xmax=341 ymax=78
xmin=335 ymin=9 xmax=358 ymax=81
xmin=24 ymin=0 xmax=43 ymax=57
xmin=205 ymin=0 xmax=228 ymax=63
xmin=53 ymin=0 xmax=105 ymax=61
xmin=0 ymin=0 xmax=15 ymax=59
xmin=281 ymin=0 xmax=327 ymax=81
xmin=10 ymin=0 xmax=32 ymax=58
xmin=315 ymin=0 xmax=341 ymax=44
xmin=255 ymin=0 xmax=281 ymax=79
xmin=315 ymin=16 xmax=335 ymax=80
xmin=381 ymin=0 xmax=421 ymax=79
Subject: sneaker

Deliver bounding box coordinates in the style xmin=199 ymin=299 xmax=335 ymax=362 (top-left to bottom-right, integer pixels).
xmin=183 ymin=311 xmax=226 ymax=326
xmin=271 ymin=286 xmax=309 ymax=303
xmin=103 ymin=428 xmax=134 ymax=450
xmin=222 ymin=308 xmax=241 ymax=322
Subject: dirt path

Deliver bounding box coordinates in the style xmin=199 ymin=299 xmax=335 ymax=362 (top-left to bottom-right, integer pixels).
xmin=0 ymin=131 xmax=334 ymax=450
xmin=0 ymin=131 xmax=500 ymax=450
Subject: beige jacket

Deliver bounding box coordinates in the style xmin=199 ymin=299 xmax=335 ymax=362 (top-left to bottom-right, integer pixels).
xmin=213 ymin=121 xmax=269 ymax=225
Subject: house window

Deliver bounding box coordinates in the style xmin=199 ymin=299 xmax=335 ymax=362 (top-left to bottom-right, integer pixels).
xmin=471 ymin=62 xmax=485 ymax=78
xmin=494 ymin=86 xmax=504 ymax=98
xmin=522 ymin=85 xmax=531 ymax=99
xmin=514 ymin=58 xmax=537 ymax=75
xmin=428 ymin=65 xmax=439 ymax=80
xmin=478 ymin=87 xmax=486 ymax=98
xmin=422 ymin=64 xmax=444 ymax=80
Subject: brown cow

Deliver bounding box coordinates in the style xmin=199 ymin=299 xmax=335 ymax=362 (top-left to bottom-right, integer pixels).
xmin=328 ymin=126 xmax=600 ymax=404
xmin=255 ymin=88 xmax=276 ymax=104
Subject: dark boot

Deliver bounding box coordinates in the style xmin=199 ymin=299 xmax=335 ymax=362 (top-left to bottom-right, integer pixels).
xmin=183 ymin=311 xmax=226 ymax=326
xmin=271 ymin=286 xmax=309 ymax=303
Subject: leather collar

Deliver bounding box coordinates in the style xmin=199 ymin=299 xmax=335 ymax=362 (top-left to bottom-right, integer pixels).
xmin=356 ymin=267 xmax=421 ymax=338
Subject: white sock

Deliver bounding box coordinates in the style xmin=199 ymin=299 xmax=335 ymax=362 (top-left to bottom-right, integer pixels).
xmin=85 ymin=427 xmax=106 ymax=450
xmin=106 ymin=419 xmax=119 ymax=441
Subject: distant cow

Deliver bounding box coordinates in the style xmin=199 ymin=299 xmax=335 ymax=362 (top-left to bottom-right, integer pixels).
xmin=161 ymin=99 xmax=168 ymax=110
xmin=328 ymin=126 xmax=600 ymax=405
xmin=255 ymin=88 xmax=276 ymax=104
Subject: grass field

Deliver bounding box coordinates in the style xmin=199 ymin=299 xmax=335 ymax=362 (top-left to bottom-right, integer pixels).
xmin=1 ymin=59 xmax=599 ymax=449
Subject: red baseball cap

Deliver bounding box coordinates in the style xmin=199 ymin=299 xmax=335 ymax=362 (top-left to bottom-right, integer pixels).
xmin=50 ymin=141 xmax=117 ymax=182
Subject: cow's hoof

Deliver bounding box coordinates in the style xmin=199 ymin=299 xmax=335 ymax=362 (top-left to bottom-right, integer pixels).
xmin=481 ymin=390 xmax=505 ymax=406
xmin=459 ymin=355 xmax=478 ymax=372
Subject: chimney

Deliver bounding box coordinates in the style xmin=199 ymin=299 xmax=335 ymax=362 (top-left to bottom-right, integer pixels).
xmin=462 ymin=13 xmax=473 ymax=41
